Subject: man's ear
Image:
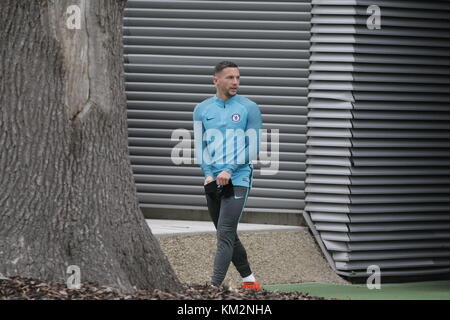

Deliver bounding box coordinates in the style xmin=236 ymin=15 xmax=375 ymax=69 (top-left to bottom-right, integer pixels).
xmin=212 ymin=76 xmax=218 ymax=85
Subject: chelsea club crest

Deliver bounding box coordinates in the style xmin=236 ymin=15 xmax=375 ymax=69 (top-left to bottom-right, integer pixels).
xmin=231 ymin=113 xmax=241 ymax=122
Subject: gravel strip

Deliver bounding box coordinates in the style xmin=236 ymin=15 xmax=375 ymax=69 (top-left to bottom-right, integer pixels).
xmin=157 ymin=229 xmax=349 ymax=287
xmin=0 ymin=277 xmax=325 ymax=300
xmin=0 ymin=229 xmax=347 ymax=300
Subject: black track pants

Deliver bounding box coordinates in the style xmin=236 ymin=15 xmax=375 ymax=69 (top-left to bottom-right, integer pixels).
xmin=204 ymin=181 xmax=252 ymax=286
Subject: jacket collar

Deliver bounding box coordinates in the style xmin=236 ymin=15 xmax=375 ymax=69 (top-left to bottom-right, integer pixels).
xmin=214 ymin=94 xmax=238 ymax=107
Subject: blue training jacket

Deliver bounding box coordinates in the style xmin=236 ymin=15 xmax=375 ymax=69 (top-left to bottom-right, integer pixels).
xmin=193 ymin=94 xmax=263 ymax=188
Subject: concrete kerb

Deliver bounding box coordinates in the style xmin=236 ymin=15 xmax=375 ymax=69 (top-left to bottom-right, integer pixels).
xmin=146 ymin=219 xmax=306 ymax=237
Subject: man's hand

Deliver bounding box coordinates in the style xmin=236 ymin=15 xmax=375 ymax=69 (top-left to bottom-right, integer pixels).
xmin=216 ymin=171 xmax=231 ymax=186
xmin=204 ymin=176 xmax=214 ymax=185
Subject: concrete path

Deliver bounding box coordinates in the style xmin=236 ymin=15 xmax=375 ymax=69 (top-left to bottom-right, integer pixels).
xmin=146 ymin=219 xmax=306 ymax=236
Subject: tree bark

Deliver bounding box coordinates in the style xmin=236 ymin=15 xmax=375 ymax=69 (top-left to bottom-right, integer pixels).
xmin=0 ymin=0 xmax=181 ymax=293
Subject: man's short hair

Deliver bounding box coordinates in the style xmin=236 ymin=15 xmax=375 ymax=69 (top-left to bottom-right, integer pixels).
xmin=214 ymin=61 xmax=239 ymax=75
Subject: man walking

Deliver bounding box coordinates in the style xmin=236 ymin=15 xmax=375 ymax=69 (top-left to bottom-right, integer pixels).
xmin=193 ymin=61 xmax=263 ymax=290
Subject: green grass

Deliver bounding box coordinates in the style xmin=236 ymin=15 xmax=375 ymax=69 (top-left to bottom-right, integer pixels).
xmin=264 ymin=281 xmax=450 ymax=300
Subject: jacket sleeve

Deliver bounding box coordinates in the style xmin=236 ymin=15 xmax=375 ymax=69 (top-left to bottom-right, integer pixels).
xmin=223 ymin=103 xmax=262 ymax=175
xmin=193 ymin=105 xmax=214 ymax=178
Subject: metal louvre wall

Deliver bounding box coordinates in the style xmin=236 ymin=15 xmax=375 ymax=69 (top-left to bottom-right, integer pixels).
xmin=305 ymin=0 xmax=450 ymax=278
xmin=124 ymin=0 xmax=311 ymax=213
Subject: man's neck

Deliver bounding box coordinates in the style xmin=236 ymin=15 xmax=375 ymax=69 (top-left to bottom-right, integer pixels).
xmin=216 ymin=92 xmax=233 ymax=101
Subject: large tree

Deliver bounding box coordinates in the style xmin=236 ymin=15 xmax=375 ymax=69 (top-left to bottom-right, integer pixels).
xmin=0 ymin=0 xmax=181 ymax=293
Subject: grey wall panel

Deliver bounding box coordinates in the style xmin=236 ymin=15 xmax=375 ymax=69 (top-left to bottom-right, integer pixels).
xmin=124 ymin=0 xmax=311 ymax=213
xmin=305 ymin=0 xmax=450 ymax=279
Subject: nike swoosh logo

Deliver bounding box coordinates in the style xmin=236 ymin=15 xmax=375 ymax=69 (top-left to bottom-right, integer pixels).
xmin=206 ymin=117 xmax=214 ymax=121
xmin=234 ymin=195 xmax=244 ymax=200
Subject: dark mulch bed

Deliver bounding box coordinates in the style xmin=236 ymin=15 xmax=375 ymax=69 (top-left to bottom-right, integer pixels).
xmin=0 ymin=277 xmax=325 ymax=300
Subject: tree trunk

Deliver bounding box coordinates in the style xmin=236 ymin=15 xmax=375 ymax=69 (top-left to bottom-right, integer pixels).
xmin=0 ymin=0 xmax=181 ymax=293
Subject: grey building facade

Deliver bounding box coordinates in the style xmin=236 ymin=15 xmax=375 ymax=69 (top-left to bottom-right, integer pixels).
xmin=124 ymin=0 xmax=450 ymax=280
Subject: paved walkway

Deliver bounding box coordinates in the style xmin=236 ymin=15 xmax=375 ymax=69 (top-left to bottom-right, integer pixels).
xmin=146 ymin=219 xmax=305 ymax=236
